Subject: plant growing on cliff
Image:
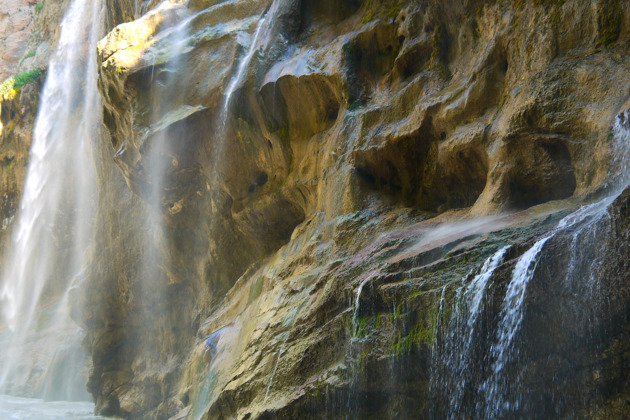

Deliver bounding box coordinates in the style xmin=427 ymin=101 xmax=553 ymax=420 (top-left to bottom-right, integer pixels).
xmin=35 ymin=2 xmax=44 ymax=13
xmin=0 ymin=69 xmax=43 ymax=100
xmin=19 ymin=49 xmax=36 ymax=66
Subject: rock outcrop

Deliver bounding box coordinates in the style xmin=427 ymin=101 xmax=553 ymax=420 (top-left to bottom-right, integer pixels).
xmin=82 ymin=0 xmax=630 ymax=418
xmin=2 ymin=0 xmax=630 ymax=419
xmin=0 ymin=0 xmax=35 ymax=82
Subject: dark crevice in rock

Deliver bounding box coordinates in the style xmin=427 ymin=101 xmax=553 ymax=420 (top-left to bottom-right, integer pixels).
xmin=259 ymin=74 xmax=341 ymax=142
xmin=505 ymin=136 xmax=577 ymax=209
xmin=353 ymin=115 xmax=487 ymax=212
xmin=343 ymin=22 xmax=403 ymax=106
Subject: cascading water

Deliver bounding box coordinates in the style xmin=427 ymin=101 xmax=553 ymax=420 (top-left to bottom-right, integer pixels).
xmin=0 ymin=0 xmax=104 ymax=402
xmin=481 ymin=236 xmax=551 ymax=417
xmin=430 ymin=110 xmax=630 ymax=418
xmin=188 ymin=10 xmax=276 ymax=419
xmin=208 ymin=8 xmax=271 ymax=183
xmin=430 ymin=246 xmax=509 ymax=419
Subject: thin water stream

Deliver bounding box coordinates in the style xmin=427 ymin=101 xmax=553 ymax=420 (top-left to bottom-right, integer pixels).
xmin=431 ymin=110 xmax=630 ymax=418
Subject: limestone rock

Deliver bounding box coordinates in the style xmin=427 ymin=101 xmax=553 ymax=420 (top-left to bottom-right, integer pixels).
xmin=2 ymin=0 xmax=630 ymax=418
xmin=83 ymin=0 xmax=630 ymax=418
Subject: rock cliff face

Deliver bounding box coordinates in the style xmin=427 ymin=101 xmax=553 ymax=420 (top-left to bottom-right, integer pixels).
xmin=2 ymin=0 xmax=630 ymax=419
xmin=0 ymin=0 xmax=35 ymax=82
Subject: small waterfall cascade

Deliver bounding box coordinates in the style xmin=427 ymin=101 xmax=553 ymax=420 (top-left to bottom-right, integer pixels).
xmin=430 ymin=246 xmax=510 ymax=419
xmin=0 ymin=0 xmax=104 ymax=401
xmin=209 ymin=8 xmax=271 ymax=185
xmin=481 ymin=237 xmax=551 ymax=416
xmin=431 ymin=110 xmax=630 ymax=418
xmin=223 ymin=15 xmax=268 ymax=117
xmin=121 ymin=3 xmax=197 ymax=385
xmin=188 ymin=10 xmax=276 ymax=420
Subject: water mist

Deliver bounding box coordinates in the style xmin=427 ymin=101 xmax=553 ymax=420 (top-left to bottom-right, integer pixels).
xmin=0 ymin=0 xmax=104 ymax=401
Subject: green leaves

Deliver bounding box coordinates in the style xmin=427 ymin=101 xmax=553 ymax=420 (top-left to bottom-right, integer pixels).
xmin=0 ymin=69 xmax=43 ymax=99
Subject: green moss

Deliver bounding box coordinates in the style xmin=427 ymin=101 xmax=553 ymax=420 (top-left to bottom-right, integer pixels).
xmin=362 ymin=10 xmax=376 ymax=23
xmin=35 ymin=2 xmax=44 ymax=12
xmin=361 ymin=0 xmax=376 ymax=23
xmin=0 ymin=69 xmax=43 ymax=99
xmin=277 ymin=125 xmax=289 ymax=142
xmin=390 ymin=316 xmax=439 ymax=355
xmin=389 ymin=297 xmax=443 ymax=356
xmin=387 ymin=6 xmax=402 ymax=18
xmin=13 ymin=69 xmax=43 ymax=88
xmin=361 ymin=0 xmax=402 ymax=23
xmin=410 ymin=288 xmax=427 ymax=299
xmin=354 ymin=314 xmax=379 ymax=338
xmin=389 ymin=302 xmax=404 ymax=325
xmin=419 ymin=310 xmax=439 ymax=345
xmin=391 ymin=323 xmax=421 ymax=355
xmin=595 ymin=0 xmax=622 ymax=49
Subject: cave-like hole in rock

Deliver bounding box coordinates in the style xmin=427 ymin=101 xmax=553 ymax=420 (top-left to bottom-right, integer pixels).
xmin=507 ymin=139 xmax=576 ymax=209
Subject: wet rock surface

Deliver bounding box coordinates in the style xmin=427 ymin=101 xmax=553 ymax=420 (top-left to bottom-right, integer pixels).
xmin=86 ymin=0 xmax=630 ymax=418
xmin=1 ymin=0 xmax=630 ymax=419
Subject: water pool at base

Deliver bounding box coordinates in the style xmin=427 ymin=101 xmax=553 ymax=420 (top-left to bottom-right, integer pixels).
xmin=0 ymin=395 xmax=107 ymax=420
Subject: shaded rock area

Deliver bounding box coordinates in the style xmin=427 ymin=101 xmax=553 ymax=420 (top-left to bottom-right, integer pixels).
xmin=0 ymin=86 xmax=37 ymax=250
xmin=85 ymin=0 xmax=630 ymax=418
xmin=1 ymin=0 xmax=630 ymax=419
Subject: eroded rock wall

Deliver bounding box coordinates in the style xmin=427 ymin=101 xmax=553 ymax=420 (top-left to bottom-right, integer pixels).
xmin=25 ymin=0 xmax=630 ymax=418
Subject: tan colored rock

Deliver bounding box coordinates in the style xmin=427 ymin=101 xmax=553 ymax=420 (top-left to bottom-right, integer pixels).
xmin=0 ymin=0 xmax=34 ymax=81
xmin=80 ymin=0 xmax=630 ymax=418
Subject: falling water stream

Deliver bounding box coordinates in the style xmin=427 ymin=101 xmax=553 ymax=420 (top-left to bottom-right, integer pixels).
xmin=430 ymin=246 xmax=509 ymax=419
xmin=0 ymin=0 xmax=629 ymax=417
xmin=431 ymin=110 xmax=630 ymax=418
xmin=0 ymin=0 xmax=104 ymax=407
xmin=187 ymin=8 xmax=274 ymax=420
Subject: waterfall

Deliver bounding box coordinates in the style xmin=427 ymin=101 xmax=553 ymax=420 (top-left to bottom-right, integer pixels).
xmin=0 ymin=0 xmax=103 ymax=401
xmin=223 ymin=16 xmax=268 ymax=116
xmin=429 ymin=110 xmax=630 ymax=418
xmin=209 ymin=9 xmax=270 ymax=184
xmin=431 ymin=246 xmax=510 ymax=419
xmin=481 ymin=237 xmax=550 ymax=417
xmin=482 ymin=113 xmax=630 ymax=416
xmin=186 ymin=9 xmax=275 ymax=419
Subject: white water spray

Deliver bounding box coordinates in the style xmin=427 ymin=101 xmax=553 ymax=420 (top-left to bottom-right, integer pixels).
xmin=482 ymin=190 xmax=626 ymax=415
xmin=224 ymin=16 xmax=267 ymax=113
xmin=431 ymin=246 xmax=509 ymax=419
xmin=466 ymin=247 xmax=510 ymax=335
xmin=0 ymin=0 xmax=103 ymax=400
xmin=485 ymin=237 xmax=550 ymax=391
